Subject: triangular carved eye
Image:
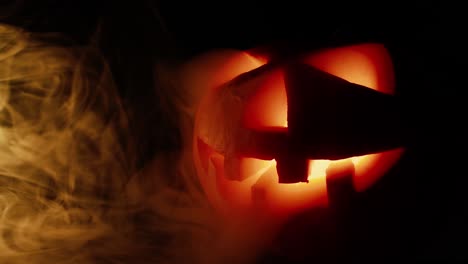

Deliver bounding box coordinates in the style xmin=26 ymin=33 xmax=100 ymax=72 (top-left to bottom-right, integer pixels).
xmin=304 ymin=43 xmax=395 ymax=95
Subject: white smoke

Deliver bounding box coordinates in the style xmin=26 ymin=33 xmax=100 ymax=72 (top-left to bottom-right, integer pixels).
xmin=0 ymin=23 xmax=221 ymax=264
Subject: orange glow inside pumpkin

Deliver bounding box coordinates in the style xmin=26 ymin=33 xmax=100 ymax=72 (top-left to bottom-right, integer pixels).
xmin=194 ymin=43 xmax=404 ymax=217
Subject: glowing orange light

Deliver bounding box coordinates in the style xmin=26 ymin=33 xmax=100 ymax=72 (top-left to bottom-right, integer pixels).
xmin=193 ymin=43 xmax=404 ymax=219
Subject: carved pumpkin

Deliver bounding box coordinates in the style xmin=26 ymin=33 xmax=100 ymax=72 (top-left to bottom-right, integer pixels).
xmin=193 ymin=43 xmax=405 ymax=219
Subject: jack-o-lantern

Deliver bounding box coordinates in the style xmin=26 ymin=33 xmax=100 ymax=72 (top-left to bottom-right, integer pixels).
xmin=193 ymin=43 xmax=405 ymax=220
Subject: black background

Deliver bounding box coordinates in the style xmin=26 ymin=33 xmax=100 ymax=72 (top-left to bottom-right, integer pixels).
xmin=1 ymin=1 xmax=464 ymax=262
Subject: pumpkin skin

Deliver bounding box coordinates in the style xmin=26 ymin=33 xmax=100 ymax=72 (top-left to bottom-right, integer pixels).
xmin=192 ymin=43 xmax=404 ymax=220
